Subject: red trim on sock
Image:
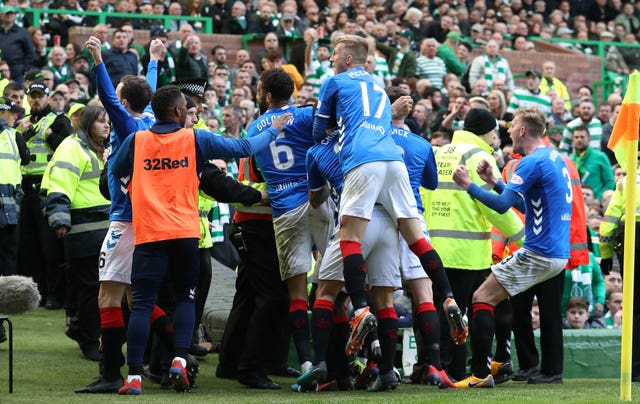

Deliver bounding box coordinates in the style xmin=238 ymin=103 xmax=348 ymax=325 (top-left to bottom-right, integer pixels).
xmin=416 ymin=302 xmax=436 ymax=315
xmin=340 ymin=240 xmax=362 ymax=258
xmin=409 ymin=238 xmax=433 ymax=256
xmin=377 ymin=307 xmax=398 ymax=320
xmin=333 ymin=314 xmax=349 ymax=325
xmin=313 ymin=298 xmax=334 ymax=311
xmin=100 ymin=307 xmax=124 ymax=328
xmin=473 ymin=302 xmax=495 ymax=314
xmin=290 ymin=299 xmax=308 ymax=312
xmin=150 ymin=305 xmax=166 ymax=324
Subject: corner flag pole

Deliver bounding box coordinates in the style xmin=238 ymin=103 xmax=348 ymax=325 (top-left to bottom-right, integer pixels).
xmin=620 ymin=137 xmax=637 ymax=401
xmin=612 ymin=71 xmax=640 ymax=401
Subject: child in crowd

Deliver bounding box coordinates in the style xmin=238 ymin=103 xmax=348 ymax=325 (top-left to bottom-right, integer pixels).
xmin=562 ymin=296 xmax=605 ymax=329
xmin=604 ymin=288 xmax=623 ymax=329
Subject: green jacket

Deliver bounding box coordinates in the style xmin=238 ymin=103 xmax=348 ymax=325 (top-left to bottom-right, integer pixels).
xmin=436 ymin=42 xmax=466 ymax=76
xmin=570 ymin=146 xmax=616 ymax=199
xmin=375 ymin=40 xmax=417 ymax=79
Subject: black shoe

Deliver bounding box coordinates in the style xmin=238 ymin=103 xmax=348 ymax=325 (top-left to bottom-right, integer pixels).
xmin=45 ymin=297 xmax=63 ymax=310
xmin=527 ymin=373 xmax=562 ymax=384
xmin=238 ymin=372 xmax=281 ymax=390
xmin=74 ymin=377 xmax=123 ymax=393
xmin=513 ymin=367 xmax=539 ymax=381
xmin=189 ymin=343 xmax=209 ymax=358
xmin=216 ymin=365 xmax=237 ymax=379
xmin=80 ymin=342 xmax=102 ymax=362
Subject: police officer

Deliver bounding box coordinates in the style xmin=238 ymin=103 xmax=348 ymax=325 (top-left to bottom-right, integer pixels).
xmin=0 ymin=96 xmax=28 ymax=276
xmin=16 ymin=81 xmax=72 ymax=309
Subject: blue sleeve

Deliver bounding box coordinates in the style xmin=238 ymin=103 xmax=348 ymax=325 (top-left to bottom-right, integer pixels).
xmin=420 ymin=145 xmax=438 ymax=190
xmin=313 ymin=115 xmax=330 ymax=142
xmin=306 ymin=151 xmax=324 ymax=191
xmin=110 ymin=133 xmax=135 ymax=178
xmin=494 ymin=179 xmax=505 ymax=194
xmin=146 ymin=59 xmax=158 ymax=92
xmin=195 ymin=127 xmax=278 ymax=160
xmin=94 ymin=63 xmax=138 ymax=142
xmin=467 ymin=183 xmax=525 ymax=214
xmin=314 ymin=78 xmax=337 ymax=142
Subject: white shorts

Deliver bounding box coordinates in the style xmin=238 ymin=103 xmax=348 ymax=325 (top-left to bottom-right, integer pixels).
xmin=399 ymin=215 xmax=430 ymax=281
xmin=98 ymin=221 xmax=134 ymax=284
xmin=274 ymin=201 xmax=334 ymax=281
xmin=319 ymin=206 xmax=401 ymax=288
xmin=340 ymin=161 xmax=419 ymax=222
xmin=492 ymin=248 xmax=567 ymax=296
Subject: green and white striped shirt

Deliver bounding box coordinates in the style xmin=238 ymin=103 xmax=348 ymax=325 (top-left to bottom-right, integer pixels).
xmin=559 ymin=117 xmax=603 ymax=154
xmin=507 ymin=89 xmax=552 ymax=116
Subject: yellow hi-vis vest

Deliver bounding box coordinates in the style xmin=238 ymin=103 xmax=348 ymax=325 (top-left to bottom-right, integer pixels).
xmin=21 ymin=112 xmax=58 ymax=177
xmin=0 ymin=127 xmax=23 ymax=225
xmin=422 ymin=130 xmax=525 ymax=270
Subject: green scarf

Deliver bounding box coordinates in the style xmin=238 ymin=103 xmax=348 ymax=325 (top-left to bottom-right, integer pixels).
xmin=483 ymin=53 xmax=505 ymax=91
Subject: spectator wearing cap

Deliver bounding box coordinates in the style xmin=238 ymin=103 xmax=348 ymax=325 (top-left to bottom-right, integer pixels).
xmin=276 ymin=13 xmax=300 ymax=38
xmin=73 ymin=54 xmax=90 ymax=74
xmin=0 ymin=6 xmax=35 ymax=85
xmin=539 ymin=61 xmax=571 ymax=111
xmin=506 ymin=70 xmax=551 ymax=117
xmin=469 ymin=39 xmax=514 ymax=93
xmin=220 ymin=0 xmax=247 ymax=35
xmin=376 ymin=28 xmax=418 ymax=80
xmin=601 ymin=30 xmax=630 ymax=76
xmin=555 ymin=27 xmax=581 ymax=52
xmin=49 ymin=88 xmax=67 ymax=113
xmin=0 ymin=95 xmax=29 ymax=277
xmin=437 ymin=30 xmax=466 ymax=76
xmin=16 ymin=81 xmax=72 ymax=310
xmin=469 ymin=23 xmax=486 ymax=48
xmin=101 ymin=29 xmax=139 ymax=88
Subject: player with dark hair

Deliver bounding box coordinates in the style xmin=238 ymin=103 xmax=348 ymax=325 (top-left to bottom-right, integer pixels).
xmin=248 ymin=67 xmax=333 ymax=386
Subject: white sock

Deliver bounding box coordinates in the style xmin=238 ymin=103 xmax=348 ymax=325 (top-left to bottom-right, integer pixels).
xmin=127 ymin=375 xmax=141 ymax=383
xmin=172 ymin=357 xmax=187 ymax=367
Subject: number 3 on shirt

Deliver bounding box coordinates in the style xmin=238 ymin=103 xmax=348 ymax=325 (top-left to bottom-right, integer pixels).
xmin=360 ymin=82 xmax=386 ymax=119
xmin=562 ymin=166 xmax=573 ymax=204
xmin=270 ymin=131 xmax=294 ymax=170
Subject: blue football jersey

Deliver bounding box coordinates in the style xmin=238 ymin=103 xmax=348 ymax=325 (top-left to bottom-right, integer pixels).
xmin=389 ymin=125 xmax=437 ymax=214
xmin=505 ymin=146 xmax=572 ymax=258
xmin=316 ymin=67 xmax=402 ymax=174
xmin=250 ymin=105 xmax=315 ymax=216
xmin=306 ymin=131 xmax=342 ymax=206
